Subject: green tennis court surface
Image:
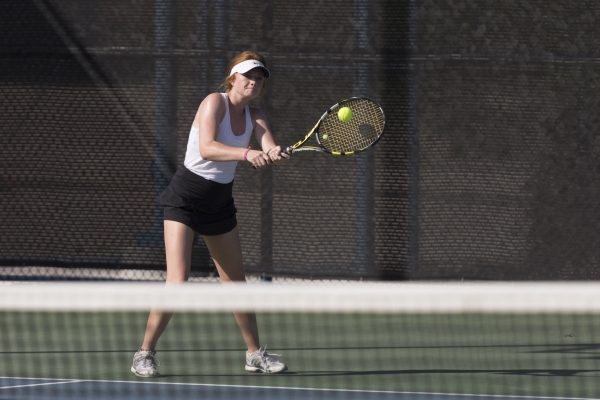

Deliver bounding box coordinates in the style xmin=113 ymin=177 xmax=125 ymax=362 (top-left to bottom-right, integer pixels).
xmin=1 ymin=311 xmax=598 ymax=399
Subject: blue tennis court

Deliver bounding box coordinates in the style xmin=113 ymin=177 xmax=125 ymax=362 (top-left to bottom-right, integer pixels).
xmin=5 ymin=377 xmax=596 ymax=400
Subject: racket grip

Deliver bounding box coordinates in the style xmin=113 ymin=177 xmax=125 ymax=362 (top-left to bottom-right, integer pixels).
xmin=283 ymin=146 xmax=293 ymax=155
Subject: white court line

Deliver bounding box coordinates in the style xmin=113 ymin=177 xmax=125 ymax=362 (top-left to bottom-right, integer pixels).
xmin=0 ymin=378 xmax=82 ymax=390
xmin=0 ymin=377 xmax=594 ymax=400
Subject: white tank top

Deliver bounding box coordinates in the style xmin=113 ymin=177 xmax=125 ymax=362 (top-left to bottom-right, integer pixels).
xmin=184 ymin=93 xmax=253 ymax=184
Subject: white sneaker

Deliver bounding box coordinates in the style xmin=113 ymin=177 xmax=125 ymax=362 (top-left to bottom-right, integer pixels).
xmin=245 ymin=347 xmax=288 ymax=374
xmin=131 ymin=349 xmax=160 ymax=377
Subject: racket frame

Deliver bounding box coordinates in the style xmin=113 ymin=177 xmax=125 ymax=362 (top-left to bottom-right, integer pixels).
xmin=284 ymin=97 xmax=385 ymax=156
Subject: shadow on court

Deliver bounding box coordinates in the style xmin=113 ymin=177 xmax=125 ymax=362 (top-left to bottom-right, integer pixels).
xmin=158 ymin=368 xmax=600 ymax=379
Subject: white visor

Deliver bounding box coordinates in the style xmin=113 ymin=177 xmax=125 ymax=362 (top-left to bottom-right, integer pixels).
xmin=229 ymin=60 xmax=270 ymax=78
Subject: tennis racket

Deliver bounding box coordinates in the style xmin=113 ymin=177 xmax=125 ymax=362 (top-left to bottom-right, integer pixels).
xmin=284 ymin=97 xmax=385 ymax=156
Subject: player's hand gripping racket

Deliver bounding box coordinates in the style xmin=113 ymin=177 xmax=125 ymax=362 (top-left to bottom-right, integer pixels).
xmin=284 ymin=97 xmax=385 ymax=156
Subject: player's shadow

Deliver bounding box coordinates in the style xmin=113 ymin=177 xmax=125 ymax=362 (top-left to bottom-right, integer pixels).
xmin=158 ymin=368 xmax=600 ymax=379
xmin=526 ymin=343 xmax=600 ymax=360
xmin=289 ymin=369 xmax=600 ymax=378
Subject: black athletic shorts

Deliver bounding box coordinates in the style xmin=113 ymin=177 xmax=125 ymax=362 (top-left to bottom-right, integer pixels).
xmin=157 ymin=166 xmax=237 ymax=236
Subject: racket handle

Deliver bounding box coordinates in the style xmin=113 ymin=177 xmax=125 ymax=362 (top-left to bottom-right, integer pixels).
xmin=252 ymin=147 xmax=290 ymax=169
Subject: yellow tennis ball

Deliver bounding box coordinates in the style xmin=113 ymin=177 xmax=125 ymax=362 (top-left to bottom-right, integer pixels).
xmin=338 ymin=107 xmax=353 ymax=122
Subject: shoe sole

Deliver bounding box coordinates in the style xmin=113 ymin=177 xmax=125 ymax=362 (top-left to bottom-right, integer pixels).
xmin=245 ymin=365 xmax=288 ymax=374
xmin=131 ymin=366 xmax=160 ymax=378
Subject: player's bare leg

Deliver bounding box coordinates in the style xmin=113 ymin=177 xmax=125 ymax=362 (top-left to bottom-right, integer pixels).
xmin=132 ymin=220 xmax=194 ymax=377
xmin=204 ymin=227 xmax=287 ymax=373
xmin=203 ymin=227 xmax=260 ymax=353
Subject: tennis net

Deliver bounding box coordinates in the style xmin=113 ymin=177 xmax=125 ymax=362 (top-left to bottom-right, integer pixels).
xmin=1 ymin=282 xmax=599 ymax=400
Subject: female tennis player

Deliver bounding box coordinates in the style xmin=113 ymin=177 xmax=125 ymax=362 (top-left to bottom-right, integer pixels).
xmin=131 ymin=51 xmax=289 ymax=377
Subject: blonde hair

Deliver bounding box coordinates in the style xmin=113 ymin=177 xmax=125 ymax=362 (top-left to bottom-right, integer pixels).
xmin=220 ymin=51 xmax=268 ymax=95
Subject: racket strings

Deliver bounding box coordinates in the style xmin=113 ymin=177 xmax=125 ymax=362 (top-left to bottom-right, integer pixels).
xmin=319 ymin=99 xmax=385 ymax=153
